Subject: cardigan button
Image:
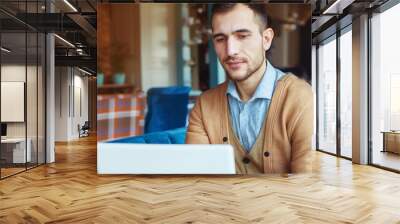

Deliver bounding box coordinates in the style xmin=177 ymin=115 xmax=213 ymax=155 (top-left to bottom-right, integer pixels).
xmin=264 ymin=151 xmax=270 ymax=157
xmin=242 ymin=157 xmax=250 ymax=164
xmin=222 ymin=137 xmax=228 ymax=143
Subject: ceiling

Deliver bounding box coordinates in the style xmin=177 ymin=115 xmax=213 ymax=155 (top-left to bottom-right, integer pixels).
xmin=0 ymin=0 xmax=97 ymax=72
xmin=0 ymin=0 xmax=394 ymax=72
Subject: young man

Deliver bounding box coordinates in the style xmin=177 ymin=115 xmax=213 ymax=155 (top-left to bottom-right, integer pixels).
xmin=186 ymin=3 xmax=314 ymax=174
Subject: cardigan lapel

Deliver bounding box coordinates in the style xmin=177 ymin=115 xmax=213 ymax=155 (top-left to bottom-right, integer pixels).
xmin=215 ymin=74 xmax=292 ymax=148
xmin=262 ymin=74 xmax=291 ymax=172
xmin=218 ymin=82 xmax=229 ymax=144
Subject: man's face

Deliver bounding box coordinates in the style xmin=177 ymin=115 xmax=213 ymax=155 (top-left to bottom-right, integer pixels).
xmin=212 ymin=4 xmax=273 ymax=82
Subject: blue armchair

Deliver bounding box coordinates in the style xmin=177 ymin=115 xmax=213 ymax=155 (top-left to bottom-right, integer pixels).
xmin=144 ymin=86 xmax=191 ymax=134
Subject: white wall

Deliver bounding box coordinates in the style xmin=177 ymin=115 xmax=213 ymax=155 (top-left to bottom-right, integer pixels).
xmin=140 ymin=4 xmax=178 ymax=92
xmin=72 ymin=73 xmax=89 ymax=138
xmin=1 ymin=65 xmax=38 ymax=138
xmin=55 ymin=67 xmax=68 ymax=141
xmin=1 ymin=65 xmax=26 ymax=81
xmin=1 ymin=64 xmax=46 ymax=164
xmin=55 ymin=67 xmax=89 ymax=141
xmin=1 ymin=65 xmax=25 ymax=130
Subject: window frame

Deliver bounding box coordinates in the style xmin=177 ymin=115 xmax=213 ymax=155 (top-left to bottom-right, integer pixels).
xmin=315 ymin=23 xmax=353 ymax=161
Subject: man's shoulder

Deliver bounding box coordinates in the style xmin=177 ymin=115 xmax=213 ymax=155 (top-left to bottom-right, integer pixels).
xmin=278 ymin=73 xmax=313 ymax=99
xmin=198 ymin=82 xmax=227 ymax=103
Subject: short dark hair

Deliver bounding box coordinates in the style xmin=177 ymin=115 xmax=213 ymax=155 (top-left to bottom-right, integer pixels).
xmin=211 ymin=3 xmax=269 ymax=31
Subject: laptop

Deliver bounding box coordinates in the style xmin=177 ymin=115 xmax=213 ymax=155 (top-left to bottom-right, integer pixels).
xmin=97 ymin=143 xmax=236 ymax=174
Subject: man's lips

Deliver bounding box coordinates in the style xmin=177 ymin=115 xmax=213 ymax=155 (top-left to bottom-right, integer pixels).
xmin=226 ymin=60 xmax=246 ymax=70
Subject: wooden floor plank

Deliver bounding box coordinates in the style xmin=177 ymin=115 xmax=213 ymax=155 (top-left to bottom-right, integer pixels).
xmin=0 ymin=135 xmax=400 ymax=223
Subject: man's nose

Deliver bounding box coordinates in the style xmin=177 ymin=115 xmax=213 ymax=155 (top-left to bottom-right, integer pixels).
xmin=226 ymin=37 xmax=239 ymax=56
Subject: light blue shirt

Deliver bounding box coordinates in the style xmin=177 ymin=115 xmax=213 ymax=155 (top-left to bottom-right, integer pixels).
xmin=227 ymin=61 xmax=285 ymax=152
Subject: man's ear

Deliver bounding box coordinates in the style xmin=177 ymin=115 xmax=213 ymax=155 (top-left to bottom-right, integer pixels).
xmin=262 ymin=28 xmax=274 ymax=51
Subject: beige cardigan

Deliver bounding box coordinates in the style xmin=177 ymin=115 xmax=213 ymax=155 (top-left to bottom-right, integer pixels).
xmin=186 ymin=74 xmax=314 ymax=173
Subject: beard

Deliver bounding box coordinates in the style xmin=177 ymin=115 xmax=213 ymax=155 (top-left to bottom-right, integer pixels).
xmin=223 ymin=47 xmax=266 ymax=83
xmin=224 ymin=55 xmax=264 ymax=82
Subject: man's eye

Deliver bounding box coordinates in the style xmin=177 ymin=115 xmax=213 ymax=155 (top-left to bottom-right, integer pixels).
xmin=215 ymin=37 xmax=225 ymax=43
xmin=238 ymin=34 xmax=249 ymax=39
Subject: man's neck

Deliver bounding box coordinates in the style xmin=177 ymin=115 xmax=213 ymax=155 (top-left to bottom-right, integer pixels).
xmin=235 ymin=61 xmax=267 ymax=102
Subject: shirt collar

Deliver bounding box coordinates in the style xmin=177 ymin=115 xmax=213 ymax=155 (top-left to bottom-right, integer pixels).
xmin=227 ymin=61 xmax=277 ymax=102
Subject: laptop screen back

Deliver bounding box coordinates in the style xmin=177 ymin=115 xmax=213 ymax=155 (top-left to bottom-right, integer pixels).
xmin=97 ymin=144 xmax=236 ymax=174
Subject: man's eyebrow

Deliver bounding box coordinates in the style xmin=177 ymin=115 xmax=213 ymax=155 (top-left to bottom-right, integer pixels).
xmin=233 ymin=29 xmax=252 ymax=34
xmin=212 ymin=33 xmax=225 ymax=39
xmin=212 ymin=29 xmax=252 ymax=38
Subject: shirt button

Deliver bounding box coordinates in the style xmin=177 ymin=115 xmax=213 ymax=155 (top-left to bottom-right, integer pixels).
xmin=242 ymin=157 xmax=250 ymax=164
xmin=264 ymin=151 xmax=270 ymax=157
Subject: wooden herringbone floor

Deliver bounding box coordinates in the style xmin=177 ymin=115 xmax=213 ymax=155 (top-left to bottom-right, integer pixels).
xmin=1 ymin=136 xmax=400 ymax=224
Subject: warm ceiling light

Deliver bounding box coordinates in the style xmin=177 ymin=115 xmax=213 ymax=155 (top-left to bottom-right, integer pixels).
xmin=323 ymin=0 xmax=355 ymax=15
xmin=78 ymin=67 xmax=93 ymax=76
xmin=76 ymin=48 xmax=84 ymax=55
xmin=63 ymin=0 xmax=78 ymax=12
xmin=1 ymin=47 xmax=11 ymax=53
xmin=54 ymin=34 xmax=75 ymax=48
